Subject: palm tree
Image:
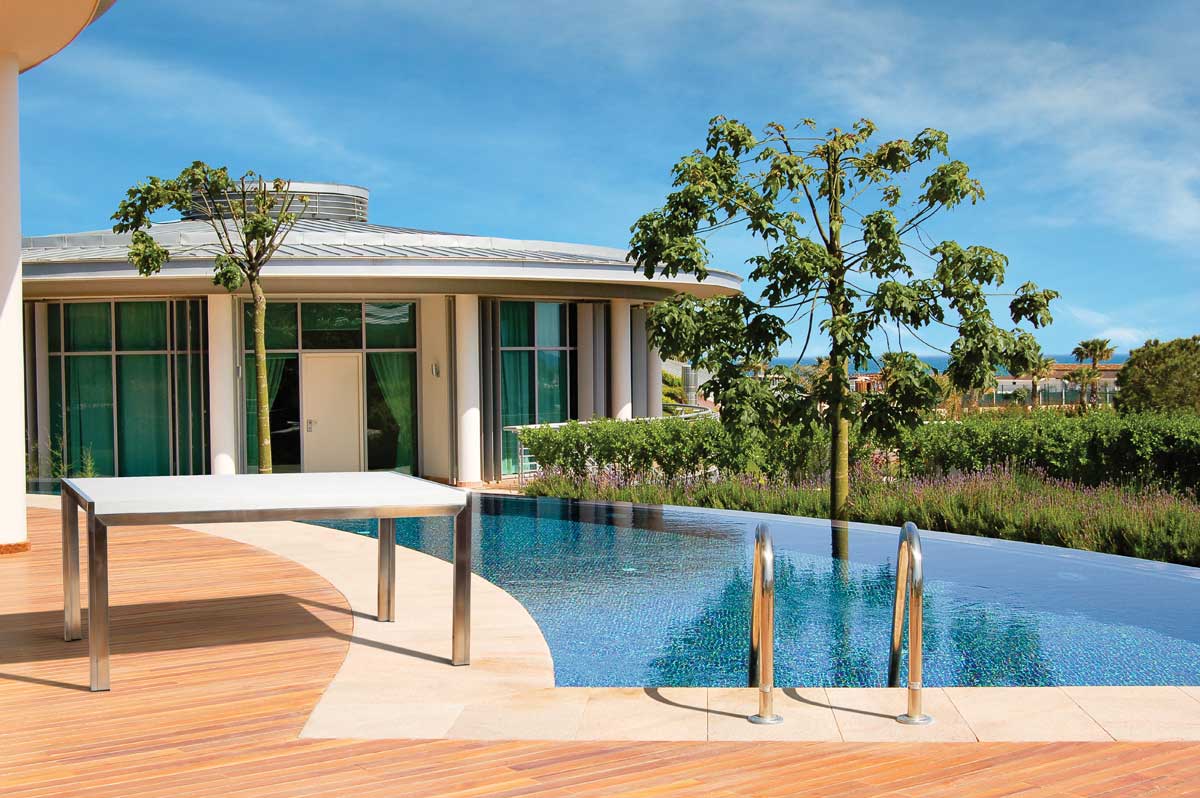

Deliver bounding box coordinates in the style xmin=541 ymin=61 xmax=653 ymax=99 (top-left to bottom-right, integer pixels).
xmin=1028 ymin=355 xmax=1056 ymax=408
xmin=1071 ymin=338 xmax=1115 ymax=403
xmin=1066 ymin=366 xmax=1101 ymax=407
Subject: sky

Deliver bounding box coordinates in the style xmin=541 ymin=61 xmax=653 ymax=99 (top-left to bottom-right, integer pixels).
xmin=17 ymin=0 xmax=1200 ymax=357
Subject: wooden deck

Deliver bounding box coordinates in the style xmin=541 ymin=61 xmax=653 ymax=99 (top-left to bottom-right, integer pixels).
xmin=3 ymin=508 xmax=1200 ymax=797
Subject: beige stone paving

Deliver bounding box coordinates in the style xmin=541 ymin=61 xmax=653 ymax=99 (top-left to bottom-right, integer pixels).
xmin=28 ymin=493 xmax=1200 ymax=743
xmin=1062 ymin=686 xmax=1200 ymax=741
xmin=944 ymin=687 xmax=1112 ymax=742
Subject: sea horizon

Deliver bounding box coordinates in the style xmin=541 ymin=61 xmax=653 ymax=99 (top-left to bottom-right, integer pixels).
xmin=771 ymin=352 xmax=1129 ymax=376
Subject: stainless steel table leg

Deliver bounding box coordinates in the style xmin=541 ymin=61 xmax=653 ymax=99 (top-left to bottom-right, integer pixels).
xmin=452 ymin=497 xmax=472 ymax=666
xmin=87 ymin=514 xmax=110 ymax=692
xmin=61 ymin=490 xmax=81 ymax=642
xmin=377 ymin=518 xmax=395 ymax=622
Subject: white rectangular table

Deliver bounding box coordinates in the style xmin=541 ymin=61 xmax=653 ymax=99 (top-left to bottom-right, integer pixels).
xmin=59 ymin=472 xmax=471 ymax=691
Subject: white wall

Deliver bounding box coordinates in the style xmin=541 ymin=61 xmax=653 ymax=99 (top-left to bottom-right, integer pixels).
xmin=454 ymin=294 xmax=482 ymax=484
xmin=609 ymin=299 xmax=632 ymax=420
xmin=207 ymin=294 xmax=238 ymax=475
xmin=575 ymin=303 xmax=594 ymax=420
xmin=419 ymin=296 xmax=451 ymax=481
xmin=0 ymin=55 xmax=26 ymax=549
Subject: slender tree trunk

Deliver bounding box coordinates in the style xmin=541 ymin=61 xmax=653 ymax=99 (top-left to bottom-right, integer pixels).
xmin=1032 ymin=378 xmax=1040 ymax=408
xmin=824 ymin=151 xmax=850 ymax=558
xmin=250 ymin=278 xmax=273 ymax=474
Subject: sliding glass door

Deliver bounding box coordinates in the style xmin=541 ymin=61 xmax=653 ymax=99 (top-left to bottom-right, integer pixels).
xmin=498 ymin=301 xmax=575 ymax=475
xmin=241 ymin=300 xmax=419 ymax=474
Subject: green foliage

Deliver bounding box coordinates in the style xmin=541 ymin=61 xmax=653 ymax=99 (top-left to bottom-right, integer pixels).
xmin=523 ymin=468 xmax=1200 ymax=567
xmin=1116 ymin=336 xmax=1200 ymax=415
xmin=896 ymin=411 xmax=1200 ymax=497
xmin=629 ymin=115 xmax=1057 ymax=520
xmin=662 ymin=370 xmax=685 ymax=404
xmin=518 ymin=415 xmax=869 ymax=484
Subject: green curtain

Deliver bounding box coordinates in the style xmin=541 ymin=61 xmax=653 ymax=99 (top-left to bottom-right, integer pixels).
xmin=501 ymin=350 xmax=534 ymax=475
xmin=116 ymin=302 xmax=167 ymax=351
xmin=499 ymin=302 xmax=533 ymax=347
xmin=65 ymin=355 xmax=114 ymax=476
xmin=64 ymin=303 xmax=111 ymax=352
xmin=368 ymin=352 xmax=416 ymax=472
xmin=244 ymin=354 xmax=291 ymax=471
xmin=117 ymin=355 xmax=170 ymax=475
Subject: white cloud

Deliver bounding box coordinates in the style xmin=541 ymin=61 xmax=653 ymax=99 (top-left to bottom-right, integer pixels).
xmin=320 ymin=0 xmax=1200 ymax=248
xmin=1066 ymin=305 xmax=1154 ymax=349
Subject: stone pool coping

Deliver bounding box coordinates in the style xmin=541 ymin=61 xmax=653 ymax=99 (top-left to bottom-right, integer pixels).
xmin=29 ymin=493 xmax=1200 ymax=742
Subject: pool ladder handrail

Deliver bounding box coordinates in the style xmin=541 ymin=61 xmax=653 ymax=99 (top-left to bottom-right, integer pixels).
xmin=747 ymin=523 xmax=782 ymax=724
xmin=888 ymin=521 xmax=933 ymax=725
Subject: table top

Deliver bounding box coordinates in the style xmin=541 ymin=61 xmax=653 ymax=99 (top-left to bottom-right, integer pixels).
xmin=62 ymin=472 xmax=469 ymax=525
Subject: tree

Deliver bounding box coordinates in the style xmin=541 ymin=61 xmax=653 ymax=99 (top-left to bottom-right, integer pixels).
xmin=1027 ymin=354 xmax=1056 ymax=408
xmin=629 ymin=117 xmax=1057 ymax=526
xmin=1115 ymin=336 xmax=1200 ymax=414
xmin=1072 ymin=337 xmax=1115 ymax=403
xmin=113 ymin=164 xmax=309 ymax=473
xmin=1066 ymin=366 xmax=1100 ymax=407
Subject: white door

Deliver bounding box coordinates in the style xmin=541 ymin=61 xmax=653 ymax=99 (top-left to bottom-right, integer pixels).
xmin=300 ymin=352 xmax=364 ymax=472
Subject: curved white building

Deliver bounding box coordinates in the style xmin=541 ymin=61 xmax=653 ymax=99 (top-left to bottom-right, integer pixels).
xmin=21 ymin=183 xmax=740 ymax=486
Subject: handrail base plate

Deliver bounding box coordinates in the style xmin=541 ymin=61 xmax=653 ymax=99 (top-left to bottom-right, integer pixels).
xmin=896 ymin=713 xmax=934 ymax=726
xmin=748 ymin=714 xmax=783 ymax=725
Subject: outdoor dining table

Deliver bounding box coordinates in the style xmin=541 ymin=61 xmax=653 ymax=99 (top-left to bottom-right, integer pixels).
xmin=58 ymin=472 xmax=472 ymax=691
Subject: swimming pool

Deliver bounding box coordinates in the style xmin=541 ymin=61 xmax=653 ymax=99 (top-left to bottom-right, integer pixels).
xmin=314 ymin=495 xmax=1200 ymax=688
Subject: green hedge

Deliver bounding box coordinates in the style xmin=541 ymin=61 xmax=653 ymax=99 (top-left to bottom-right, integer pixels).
xmin=524 ymin=469 xmax=1200 ymax=567
xmin=518 ymin=416 xmax=865 ymax=483
xmin=897 ymin=411 xmax=1200 ymax=496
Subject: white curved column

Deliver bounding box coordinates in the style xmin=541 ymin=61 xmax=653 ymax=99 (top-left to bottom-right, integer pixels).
xmin=207 ymin=294 xmax=238 ymax=474
xmin=609 ymin=299 xmax=632 ymax=420
xmin=0 ymin=55 xmax=27 ymax=551
xmin=647 ymin=345 xmax=663 ymax=418
xmin=455 ymin=295 xmax=482 ymax=484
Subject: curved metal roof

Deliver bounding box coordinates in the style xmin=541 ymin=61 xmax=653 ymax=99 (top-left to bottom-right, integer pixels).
xmin=21 ymin=217 xmax=743 ymax=300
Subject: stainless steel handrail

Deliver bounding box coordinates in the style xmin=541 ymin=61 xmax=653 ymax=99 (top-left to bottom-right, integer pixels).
xmin=747 ymin=523 xmax=782 ymax=724
xmin=887 ymin=521 xmax=933 ymax=725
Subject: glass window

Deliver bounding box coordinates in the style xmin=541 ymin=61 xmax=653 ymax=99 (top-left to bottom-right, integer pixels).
xmin=536 ymin=302 xmax=567 ymax=348
xmin=173 ymin=352 xmax=207 ymax=475
xmin=117 ymin=355 xmax=170 ymax=476
xmin=499 ymin=302 xmax=533 ymax=347
xmin=537 ymin=350 xmax=568 ymax=424
xmin=366 ymin=352 xmax=417 ymax=473
xmin=48 ymin=355 xmax=63 ymax=457
xmin=301 ymin=302 xmax=362 ymax=349
xmin=243 ymin=302 xmax=299 ymax=350
xmin=365 ymin=302 xmax=417 ymax=349
xmin=48 ymin=304 xmax=61 ymax=353
xmin=244 ymin=354 xmax=301 ymax=473
xmin=500 ymin=350 xmax=535 ymax=475
xmin=64 ymin=303 xmax=111 ymax=352
xmin=65 ymin=355 xmax=114 ymax=476
xmin=116 ymin=301 xmax=167 ymax=351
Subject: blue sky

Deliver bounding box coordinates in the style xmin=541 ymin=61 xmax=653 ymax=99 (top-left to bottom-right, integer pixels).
xmin=17 ymin=0 xmax=1200 ymax=357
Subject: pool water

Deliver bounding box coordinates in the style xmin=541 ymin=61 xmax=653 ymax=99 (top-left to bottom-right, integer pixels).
xmin=315 ymin=495 xmax=1200 ymax=688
